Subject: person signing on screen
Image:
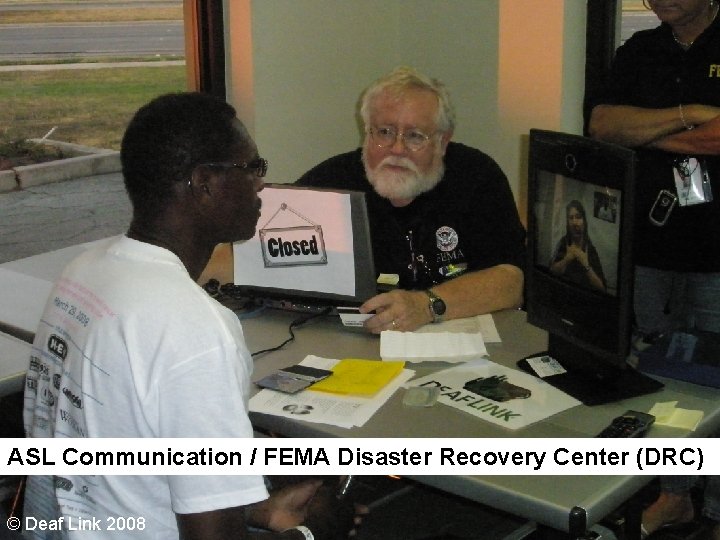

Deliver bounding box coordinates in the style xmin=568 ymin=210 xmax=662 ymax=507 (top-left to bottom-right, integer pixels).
xmin=549 ymin=200 xmax=607 ymax=292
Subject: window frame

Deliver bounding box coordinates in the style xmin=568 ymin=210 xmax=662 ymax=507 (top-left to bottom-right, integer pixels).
xmin=584 ymin=0 xmax=619 ymax=133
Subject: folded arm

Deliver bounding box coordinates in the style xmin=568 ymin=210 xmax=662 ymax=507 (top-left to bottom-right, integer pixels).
xmin=649 ymin=113 xmax=720 ymax=155
xmin=589 ymin=103 xmax=720 ymax=154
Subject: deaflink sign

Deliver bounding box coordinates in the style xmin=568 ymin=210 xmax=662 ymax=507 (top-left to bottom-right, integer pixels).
xmin=259 ymin=203 xmax=328 ymax=268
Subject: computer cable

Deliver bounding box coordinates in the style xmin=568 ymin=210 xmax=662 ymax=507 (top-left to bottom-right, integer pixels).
xmin=251 ymin=306 xmax=332 ymax=357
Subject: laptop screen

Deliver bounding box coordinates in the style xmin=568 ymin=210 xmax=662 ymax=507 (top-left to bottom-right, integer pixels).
xmin=232 ymin=184 xmax=376 ymax=309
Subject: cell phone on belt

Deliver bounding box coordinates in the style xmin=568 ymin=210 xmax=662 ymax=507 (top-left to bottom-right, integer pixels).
xmin=649 ymin=189 xmax=678 ymax=227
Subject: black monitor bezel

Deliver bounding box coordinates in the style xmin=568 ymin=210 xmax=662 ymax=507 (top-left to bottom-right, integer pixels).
xmin=232 ymin=184 xmax=377 ymax=308
xmin=526 ymin=129 xmax=636 ymax=373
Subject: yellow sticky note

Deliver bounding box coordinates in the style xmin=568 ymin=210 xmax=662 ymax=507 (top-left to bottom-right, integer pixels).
xmin=666 ymin=409 xmax=704 ymax=431
xmin=648 ymin=401 xmax=678 ymax=423
xmin=649 ymin=401 xmax=704 ymax=431
xmin=377 ymin=273 xmax=399 ymax=286
xmin=310 ymin=359 xmax=405 ymax=396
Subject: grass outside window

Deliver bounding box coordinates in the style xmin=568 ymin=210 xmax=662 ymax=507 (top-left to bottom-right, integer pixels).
xmin=0 ymin=66 xmax=187 ymax=150
xmin=0 ymin=1 xmax=185 ymax=152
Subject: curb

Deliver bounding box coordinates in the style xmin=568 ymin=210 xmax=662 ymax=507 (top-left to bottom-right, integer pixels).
xmin=0 ymin=139 xmax=121 ymax=192
xmin=0 ymin=170 xmax=16 ymax=192
xmin=15 ymin=152 xmax=121 ymax=189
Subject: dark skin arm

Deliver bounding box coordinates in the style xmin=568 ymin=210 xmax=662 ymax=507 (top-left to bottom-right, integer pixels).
xmin=177 ymin=479 xmax=364 ymax=540
xmin=177 ymin=507 xmax=303 ymax=540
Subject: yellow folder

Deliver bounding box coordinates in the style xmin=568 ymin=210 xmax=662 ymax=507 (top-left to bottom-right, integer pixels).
xmin=310 ymin=358 xmax=405 ymax=396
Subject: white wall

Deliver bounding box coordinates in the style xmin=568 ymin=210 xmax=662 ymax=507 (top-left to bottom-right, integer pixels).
xmin=224 ymin=0 xmax=587 ymax=219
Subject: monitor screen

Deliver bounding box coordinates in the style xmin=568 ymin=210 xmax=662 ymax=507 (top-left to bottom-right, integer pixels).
xmin=521 ymin=129 xmax=663 ymax=405
xmin=231 ymin=184 xmax=376 ymax=311
xmin=536 ymin=171 xmax=620 ymax=296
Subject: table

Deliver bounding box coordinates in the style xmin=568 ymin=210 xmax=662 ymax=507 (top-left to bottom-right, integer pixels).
xmin=3 ymin=242 xmax=720 ymax=538
xmin=240 ymin=307 xmax=720 ymax=538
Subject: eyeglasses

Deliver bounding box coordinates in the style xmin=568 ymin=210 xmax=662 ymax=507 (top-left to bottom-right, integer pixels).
xmin=202 ymin=157 xmax=268 ymax=178
xmin=368 ymin=126 xmax=437 ymax=152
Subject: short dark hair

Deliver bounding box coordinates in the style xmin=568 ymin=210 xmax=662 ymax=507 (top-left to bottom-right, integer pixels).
xmin=121 ymin=92 xmax=249 ymax=216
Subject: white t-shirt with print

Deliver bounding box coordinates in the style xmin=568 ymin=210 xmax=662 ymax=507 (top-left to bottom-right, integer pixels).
xmin=23 ymin=236 xmax=268 ymax=539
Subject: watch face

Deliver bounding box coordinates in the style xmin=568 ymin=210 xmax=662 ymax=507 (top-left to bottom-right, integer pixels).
xmin=432 ymin=298 xmax=446 ymax=316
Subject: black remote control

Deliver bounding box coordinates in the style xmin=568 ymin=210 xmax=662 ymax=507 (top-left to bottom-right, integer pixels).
xmin=596 ymin=410 xmax=655 ymax=438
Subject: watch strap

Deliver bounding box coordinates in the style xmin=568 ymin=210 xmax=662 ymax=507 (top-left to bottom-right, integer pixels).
xmin=424 ymin=289 xmax=445 ymax=323
xmin=288 ymin=526 xmax=314 ymax=540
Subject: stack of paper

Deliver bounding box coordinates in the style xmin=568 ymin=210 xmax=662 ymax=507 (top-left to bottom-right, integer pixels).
xmin=380 ymin=314 xmax=499 ymax=363
xmin=381 ymin=331 xmax=487 ymax=363
xmin=249 ymin=355 xmax=414 ymax=428
xmin=415 ymin=314 xmax=501 ymax=341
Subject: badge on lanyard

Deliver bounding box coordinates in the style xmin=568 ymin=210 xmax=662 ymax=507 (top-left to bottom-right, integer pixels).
xmin=672 ymin=157 xmax=713 ymax=207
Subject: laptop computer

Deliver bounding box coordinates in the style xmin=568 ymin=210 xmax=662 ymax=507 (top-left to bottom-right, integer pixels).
xmin=231 ymin=184 xmax=377 ymax=314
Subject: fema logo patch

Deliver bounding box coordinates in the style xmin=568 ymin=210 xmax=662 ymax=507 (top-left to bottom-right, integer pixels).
xmin=436 ymin=226 xmax=458 ymax=252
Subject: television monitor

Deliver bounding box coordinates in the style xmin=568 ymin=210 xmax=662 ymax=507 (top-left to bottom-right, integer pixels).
xmin=231 ymin=184 xmax=376 ymax=312
xmin=519 ymin=129 xmax=663 ymax=405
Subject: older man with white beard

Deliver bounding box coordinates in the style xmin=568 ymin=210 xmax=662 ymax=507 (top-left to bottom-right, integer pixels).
xmin=296 ymin=66 xmax=526 ymax=333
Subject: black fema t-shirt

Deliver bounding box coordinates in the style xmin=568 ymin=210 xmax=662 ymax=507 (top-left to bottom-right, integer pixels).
xmin=588 ymin=19 xmax=720 ymax=272
xmin=295 ymin=142 xmax=526 ymax=289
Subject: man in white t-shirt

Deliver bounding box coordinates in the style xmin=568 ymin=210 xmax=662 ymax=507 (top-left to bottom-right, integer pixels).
xmin=23 ymin=92 xmax=357 ymax=540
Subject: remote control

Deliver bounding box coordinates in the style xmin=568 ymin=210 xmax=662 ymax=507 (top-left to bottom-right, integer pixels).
xmin=596 ymin=410 xmax=655 ymax=438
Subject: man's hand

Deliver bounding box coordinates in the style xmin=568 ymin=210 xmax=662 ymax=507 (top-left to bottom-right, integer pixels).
xmin=250 ymin=477 xmax=368 ymax=539
xmin=247 ymin=479 xmax=322 ymax=532
xmin=360 ymin=265 xmax=524 ymax=331
xmin=360 ymin=289 xmax=430 ymax=333
xmin=302 ymin=483 xmax=363 ymax=540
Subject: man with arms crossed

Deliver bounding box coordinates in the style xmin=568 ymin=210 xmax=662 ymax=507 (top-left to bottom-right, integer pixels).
xmin=296 ymin=66 xmax=526 ymax=333
xmin=23 ymin=92 xmax=356 ymax=540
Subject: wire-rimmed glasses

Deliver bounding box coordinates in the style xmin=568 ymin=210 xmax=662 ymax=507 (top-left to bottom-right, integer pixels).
xmin=368 ymin=126 xmax=437 ymax=152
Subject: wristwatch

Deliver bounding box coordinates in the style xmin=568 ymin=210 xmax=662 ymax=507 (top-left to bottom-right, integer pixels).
xmin=424 ymin=289 xmax=446 ymax=323
xmin=286 ymin=526 xmax=314 ymax=540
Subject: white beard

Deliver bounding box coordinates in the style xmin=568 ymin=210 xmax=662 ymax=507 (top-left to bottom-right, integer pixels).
xmin=362 ymin=150 xmax=444 ymax=202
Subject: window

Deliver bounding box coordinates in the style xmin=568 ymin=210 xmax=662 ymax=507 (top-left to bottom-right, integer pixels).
xmin=584 ymin=1 xmax=660 ymax=131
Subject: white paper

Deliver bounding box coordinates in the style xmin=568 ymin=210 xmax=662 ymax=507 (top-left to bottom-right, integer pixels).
xmin=249 ymin=355 xmax=415 ymax=428
xmin=380 ymin=331 xmax=487 ymax=363
xmin=415 ymin=314 xmax=500 ymax=342
xmin=406 ymin=359 xmax=580 ymax=430
xmin=337 ymin=307 xmax=373 ymax=328
xmin=525 ymin=355 xmax=567 ymax=377
xmin=233 ymin=187 xmax=356 ymax=296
